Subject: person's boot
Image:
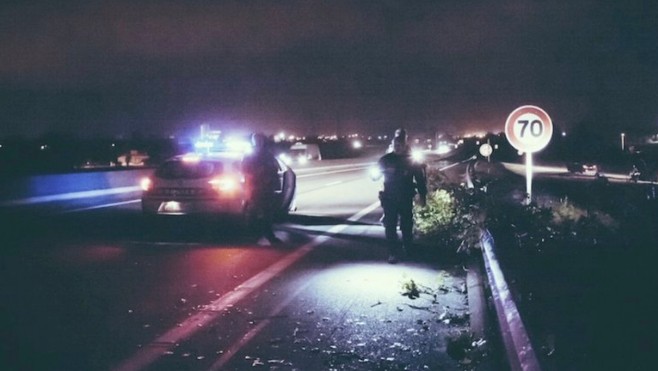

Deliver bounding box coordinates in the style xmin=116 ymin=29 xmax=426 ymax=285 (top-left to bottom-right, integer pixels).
xmin=387 ymin=240 xmax=402 ymax=264
xmin=402 ymin=240 xmax=415 ymax=258
xmin=387 ymin=253 xmax=399 ymax=264
xmin=265 ymin=231 xmax=283 ymax=245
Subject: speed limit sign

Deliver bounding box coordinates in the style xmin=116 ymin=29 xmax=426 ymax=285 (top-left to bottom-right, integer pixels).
xmin=504 ymin=105 xmax=553 ymax=153
xmin=479 ymin=143 xmax=493 ymax=157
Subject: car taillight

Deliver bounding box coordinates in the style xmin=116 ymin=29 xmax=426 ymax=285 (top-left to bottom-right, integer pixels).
xmin=209 ymin=175 xmax=242 ymax=193
xmin=140 ymin=177 xmax=152 ymax=191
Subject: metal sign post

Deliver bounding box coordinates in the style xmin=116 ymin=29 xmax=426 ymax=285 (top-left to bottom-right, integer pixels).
xmin=525 ymin=152 xmax=533 ymax=204
xmin=504 ymin=105 xmax=553 ymax=204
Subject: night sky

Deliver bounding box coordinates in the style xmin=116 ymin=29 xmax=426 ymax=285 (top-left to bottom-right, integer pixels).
xmin=1 ymin=0 xmax=657 ymax=139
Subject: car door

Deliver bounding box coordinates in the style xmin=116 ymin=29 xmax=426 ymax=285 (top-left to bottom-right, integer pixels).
xmin=276 ymin=158 xmax=296 ymax=213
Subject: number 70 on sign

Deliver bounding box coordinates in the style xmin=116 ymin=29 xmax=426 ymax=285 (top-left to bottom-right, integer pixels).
xmin=504 ymin=105 xmax=553 ymax=153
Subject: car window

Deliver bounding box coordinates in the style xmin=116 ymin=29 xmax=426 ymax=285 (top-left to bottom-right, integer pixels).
xmin=156 ymin=160 xmax=224 ymax=179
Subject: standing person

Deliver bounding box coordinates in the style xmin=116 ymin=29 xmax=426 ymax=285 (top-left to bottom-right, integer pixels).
xmin=381 ymin=127 xmax=410 ymax=223
xmin=376 ymin=135 xmax=427 ymax=263
xmin=242 ymin=133 xmax=282 ymax=245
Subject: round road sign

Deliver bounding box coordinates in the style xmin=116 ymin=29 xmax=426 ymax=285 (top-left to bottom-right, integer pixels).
xmin=479 ymin=143 xmax=493 ymax=157
xmin=504 ymin=105 xmax=553 ymax=153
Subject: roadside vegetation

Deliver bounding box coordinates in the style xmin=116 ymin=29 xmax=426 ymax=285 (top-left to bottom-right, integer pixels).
xmin=413 ymin=160 xmax=657 ymax=370
xmin=413 ymin=163 xmax=622 ymax=255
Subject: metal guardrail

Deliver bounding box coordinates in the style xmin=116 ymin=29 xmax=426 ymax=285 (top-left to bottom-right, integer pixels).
xmin=0 ymin=169 xmax=152 ymax=207
xmin=480 ymin=229 xmax=541 ymax=371
xmin=465 ymin=159 xmax=541 ymax=371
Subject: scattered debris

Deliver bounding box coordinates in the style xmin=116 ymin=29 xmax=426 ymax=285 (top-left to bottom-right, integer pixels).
xmin=447 ymin=332 xmax=489 ymax=366
xmin=401 ymin=279 xmax=421 ymax=299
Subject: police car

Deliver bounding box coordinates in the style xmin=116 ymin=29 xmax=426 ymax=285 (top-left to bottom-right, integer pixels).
xmin=140 ymin=152 xmax=296 ymax=218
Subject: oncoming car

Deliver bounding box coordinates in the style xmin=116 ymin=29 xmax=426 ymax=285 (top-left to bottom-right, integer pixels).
xmin=566 ymin=161 xmax=599 ymax=176
xmin=140 ymin=152 xmax=296 ymax=218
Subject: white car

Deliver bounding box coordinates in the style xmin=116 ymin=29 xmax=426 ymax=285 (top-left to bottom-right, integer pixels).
xmin=141 ymin=152 xmax=296 ymax=217
xmin=566 ymin=161 xmax=599 ymax=176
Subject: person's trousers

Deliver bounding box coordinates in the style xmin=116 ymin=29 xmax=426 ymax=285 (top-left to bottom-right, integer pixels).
xmin=246 ymin=196 xmax=276 ymax=240
xmin=381 ymin=196 xmax=414 ymax=251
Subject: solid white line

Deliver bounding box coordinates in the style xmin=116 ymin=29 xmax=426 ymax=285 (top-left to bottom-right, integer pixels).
xmin=295 ymin=164 xmax=372 ymax=179
xmin=292 ymin=162 xmax=374 ymax=175
xmin=113 ymin=200 xmax=381 ymax=371
xmin=62 ymin=199 xmax=141 ymax=213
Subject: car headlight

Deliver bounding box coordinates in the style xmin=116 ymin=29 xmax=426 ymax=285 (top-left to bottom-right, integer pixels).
xmin=140 ymin=177 xmax=152 ymax=191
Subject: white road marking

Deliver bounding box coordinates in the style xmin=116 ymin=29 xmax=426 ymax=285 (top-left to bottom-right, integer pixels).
xmin=62 ymin=199 xmax=141 ymax=213
xmin=295 ymin=164 xmax=372 ymax=178
xmin=114 ymin=200 xmax=381 ymax=371
xmin=208 ymin=281 xmax=312 ymax=371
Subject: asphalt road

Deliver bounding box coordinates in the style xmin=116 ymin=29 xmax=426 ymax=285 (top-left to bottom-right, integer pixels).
xmin=1 ymin=154 xmax=484 ymax=371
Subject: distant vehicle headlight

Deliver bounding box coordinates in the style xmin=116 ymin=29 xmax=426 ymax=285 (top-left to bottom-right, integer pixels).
xmin=297 ymin=156 xmax=308 ymax=164
xmin=437 ymin=144 xmax=451 ymax=155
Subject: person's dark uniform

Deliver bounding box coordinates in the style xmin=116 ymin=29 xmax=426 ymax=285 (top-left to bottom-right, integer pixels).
xmin=377 ymin=136 xmax=427 ymax=263
xmin=242 ymin=133 xmax=282 ymax=244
